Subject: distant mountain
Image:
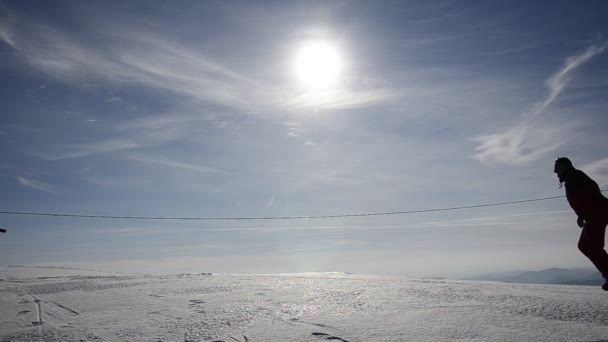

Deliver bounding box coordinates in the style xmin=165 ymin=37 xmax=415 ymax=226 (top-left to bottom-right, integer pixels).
xmin=463 ymin=267 xmax=603 ymax=286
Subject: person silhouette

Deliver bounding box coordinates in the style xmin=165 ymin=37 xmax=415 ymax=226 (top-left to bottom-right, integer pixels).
xmin=554 ymin=157 xmax=608 ymax=290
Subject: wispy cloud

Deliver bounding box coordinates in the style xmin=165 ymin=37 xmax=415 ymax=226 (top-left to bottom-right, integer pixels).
xmin=0 ymin=3 xmax=14 ymax=47
xmin=281 ymin=87 xmax=396 ymax=110
xmin=39 ymin=134 xmax=173 ymax=160
xmin=104 ymin=97 xmax=122 ymax=103
xmin=0 ymin=24 xmax=13 ymax=47
xmin=265 ymin=196 xmax=275 ymax=207
xmin=127 ymin=154 xmax=230 ymax=175
xmin=536 ymin=42 xmax=608 ymax=118
xmin=473 ymin=41 xmax=608 ymax=165
xmin=2 ymin=8 xmax=390 ymax=115
xmin=17 ymin=176 xmax=54 ymax=192
xmin=473 ymin=118 xmax=582 ymax=165
xmin=0 ymin=4 xmax=400 ymax=167
xmin=1 ymin=13 xmax=264 ymax=109
xmin=34 ymin=108 xmax=207 ymax=160
xmin=582 ymin=157 xmax=608 ymax=188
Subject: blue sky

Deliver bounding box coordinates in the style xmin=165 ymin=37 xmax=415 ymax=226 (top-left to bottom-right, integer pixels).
xmin=1 ymin=0 xmax=607 ymax=276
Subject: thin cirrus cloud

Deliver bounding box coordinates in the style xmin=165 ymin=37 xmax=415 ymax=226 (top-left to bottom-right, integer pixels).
xmin=1 ymin=6 xmax=395 ymax=168
xmin=37 ymin=134 xmax=174 ymax=161
xmin=35 ymin=108 xmax=210 ymax=160
xmin=1 ymin=9 xmax=393 ymax=115
xmin=0 ymin=3 xmax=13 ymax=47
xmin=582 ymin=157 xmax=608 ymax=187
xmin=125 ymin=154 xmax=230 ymax=176
xmin=17 ymin=176 xmax=54 ymax=192
xmin=281 ymin=88 xmax=398 ymax=111
xmin=473 ymin=41 xmax=608 ymax=165
xmin=0 ymin=25 xmax=12 ymax=47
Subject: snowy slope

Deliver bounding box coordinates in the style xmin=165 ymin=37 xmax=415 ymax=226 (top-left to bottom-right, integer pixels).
xmin=465 ymin=268 xmax=603 ymax=285
xmin=1 ymin=266 xmax=608 ymax=342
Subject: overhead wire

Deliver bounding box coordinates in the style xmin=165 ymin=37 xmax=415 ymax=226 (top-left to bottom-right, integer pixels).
xmin=2 ymin=191 xmax=605 ymax=221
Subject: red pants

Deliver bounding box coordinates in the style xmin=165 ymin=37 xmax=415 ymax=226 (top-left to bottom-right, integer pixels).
xmin=578 ymin=219 xmax=608 ymax=279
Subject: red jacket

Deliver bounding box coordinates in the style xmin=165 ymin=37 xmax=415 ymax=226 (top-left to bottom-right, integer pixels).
xmin=564 ymin=169 xmax=608 ymax=221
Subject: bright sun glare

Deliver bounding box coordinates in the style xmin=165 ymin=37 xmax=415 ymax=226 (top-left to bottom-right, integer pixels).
xmin=294 ymin=40 xmax=343 ymax=89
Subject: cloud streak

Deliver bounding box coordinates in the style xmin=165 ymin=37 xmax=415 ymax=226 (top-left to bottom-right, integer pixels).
xmin=126 ymin=154 xmax=230 ymax=175
xmin=34 ymin=107 xmax=210 ymax=160
xmin=582 ymin=157 xmax=608 ymax=188
xmin=38 ymin=133 xmax=177 ymax=160
xmin=474 ymin=41 xmax=608 ymax=165
xmin=2 ymin=7 xmax=392 ymax=115
xmin=0 ymin=25 xmax=13 ymax=47
xmin=17 ymin=176 xmax=54 ymax=192
xmin=0 ymin=2 xmax=14 ymax=47
xmin=536 ymin=42 xmax=608 ymax=118
xmin=0 ymin=4 xmax=397 ymax=165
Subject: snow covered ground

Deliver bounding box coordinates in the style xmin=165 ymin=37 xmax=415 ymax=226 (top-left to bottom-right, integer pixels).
xmin=1 ymin=266 xmax=608 ymax=342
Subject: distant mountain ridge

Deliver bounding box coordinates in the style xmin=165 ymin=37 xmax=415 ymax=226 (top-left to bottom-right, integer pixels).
xmin=463 ymin=267 xmax=603 ymax=286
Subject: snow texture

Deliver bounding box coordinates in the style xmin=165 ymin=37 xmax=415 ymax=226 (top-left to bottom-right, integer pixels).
xmin=1 ymin=266 xmax=608 ymax=341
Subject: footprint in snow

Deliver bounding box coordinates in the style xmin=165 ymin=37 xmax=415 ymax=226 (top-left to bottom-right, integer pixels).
xmin=204 ymin=335 xmax=249 ymax=342
xmin=188 ymin=299 xmax=206 ymax=314
xmin=312 ymin=332 xmax=350 ymax=342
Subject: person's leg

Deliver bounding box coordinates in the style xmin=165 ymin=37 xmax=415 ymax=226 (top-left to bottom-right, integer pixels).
xmin=578 ymin=220 xmax=608 ymax=289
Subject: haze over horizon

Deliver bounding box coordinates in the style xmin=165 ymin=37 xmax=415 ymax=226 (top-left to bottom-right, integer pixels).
xmin=1 ymin=1 xmax=608 ymax=277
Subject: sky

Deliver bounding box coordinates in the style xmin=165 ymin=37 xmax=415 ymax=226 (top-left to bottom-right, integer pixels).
xmin=1 ymin=0 xmax=608 ymax=277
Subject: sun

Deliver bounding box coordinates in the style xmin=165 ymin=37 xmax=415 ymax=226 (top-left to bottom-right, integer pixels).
xmin=293 ymin=40 xmax=343 ymax=89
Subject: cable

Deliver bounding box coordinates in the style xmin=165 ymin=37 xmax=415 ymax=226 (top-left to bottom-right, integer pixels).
xmin=0 ymin=192 xmax=595 ymax=221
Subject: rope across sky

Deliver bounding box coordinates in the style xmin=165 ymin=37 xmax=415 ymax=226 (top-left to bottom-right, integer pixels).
xmin=3 ymin=191 xmax=605 ymax=221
